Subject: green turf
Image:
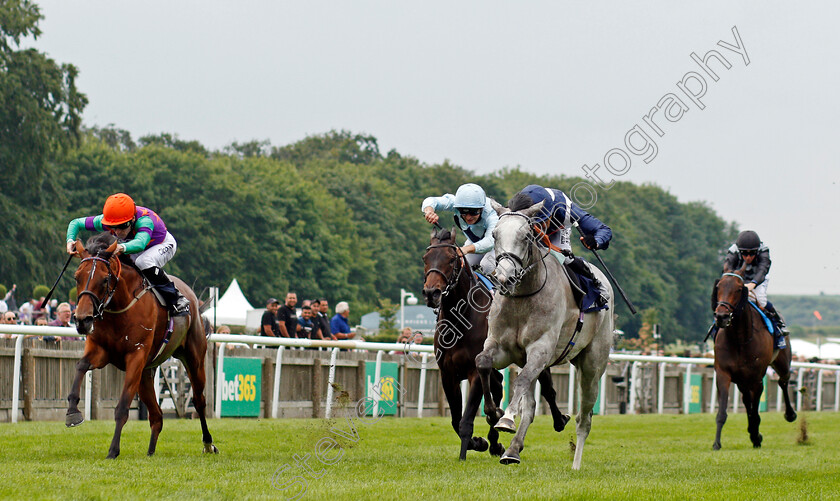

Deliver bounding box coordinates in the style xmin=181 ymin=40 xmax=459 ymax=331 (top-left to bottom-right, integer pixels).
xmin=0 ymin=411 xmax=837 ymax=500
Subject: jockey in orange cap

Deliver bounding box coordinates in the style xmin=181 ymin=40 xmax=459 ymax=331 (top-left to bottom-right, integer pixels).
xmin=66 ymin=193 xmax=190 ymax=316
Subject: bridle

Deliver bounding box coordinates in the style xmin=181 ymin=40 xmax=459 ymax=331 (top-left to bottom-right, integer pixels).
xmin=715 ymin=272 xmax=745 ymax=323
xmin=77 ymin=255 xmax=122 ymax=320
xmin=424 ymin=243 xmax=466 ymax=300
xmin=494 ymin=211 xmax=549 ymax=298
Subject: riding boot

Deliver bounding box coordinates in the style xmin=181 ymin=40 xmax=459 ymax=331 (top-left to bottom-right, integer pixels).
xmin=569 ymin=257 xmax=609 ymax=308
xmin=764 ymin=302 xmax=788 ymax=349
xmin=141 ymin=267 xmax=190 ymax=316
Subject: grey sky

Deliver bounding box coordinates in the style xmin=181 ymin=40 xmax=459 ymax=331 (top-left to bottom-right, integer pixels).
xmin=31 ymin=1 xmax=839 ymax=295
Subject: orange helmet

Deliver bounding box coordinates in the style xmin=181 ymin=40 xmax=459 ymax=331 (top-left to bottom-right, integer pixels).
xmin=102 ymin=193 xmax=136 ymax=226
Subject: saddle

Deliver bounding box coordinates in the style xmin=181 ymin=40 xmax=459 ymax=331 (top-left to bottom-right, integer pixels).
xmin=116 ymin=256 xmax=189 ymax=367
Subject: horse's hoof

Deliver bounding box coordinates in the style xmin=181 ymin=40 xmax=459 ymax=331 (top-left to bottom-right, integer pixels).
xmin=203 ymin=443 xmax=219 ymax=454
xmin=65 ymin=412 xmax=84 ymax=427
xmin=489 ymin=442 xmax=505 ymax=456
xmin=495 ymin=417 xmax=516 ymax=434
xmin=553 ymin=412 xmax=570 ymax=433
xmin=712 ymin=442 xmax=721 ymax=451
xmin=500 ymin=452 xmax=520 ymax=465
xmin=752 ymin=434 xmax=763 ymax=448
xmin=785 ymin=411 xmax=797 ymax=423
xmin=471 ymin=437 xmax=489 ymax=452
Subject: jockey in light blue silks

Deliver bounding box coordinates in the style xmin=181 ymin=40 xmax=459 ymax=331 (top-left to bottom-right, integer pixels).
xmin=508 ymin=184 xmax=612 ymax=307
xmin=422 ymin=183 xmax=498 ymax=276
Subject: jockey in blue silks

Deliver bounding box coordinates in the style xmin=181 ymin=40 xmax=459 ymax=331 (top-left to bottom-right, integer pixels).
xmin=508 ymin=184 xmax=612 ymax=307
xmin=422 ymin=183 xmax=498 ymax=275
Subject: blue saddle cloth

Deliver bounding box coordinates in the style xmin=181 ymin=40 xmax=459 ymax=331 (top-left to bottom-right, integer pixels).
xmin=748 ymin=301 xmax=777 ymax=334
xmin=474 ymin=271 xmax=494 ymax=291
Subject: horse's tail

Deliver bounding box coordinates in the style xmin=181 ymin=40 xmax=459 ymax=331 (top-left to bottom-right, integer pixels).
xmin=201 ymin=315 xmax=213 ymax=339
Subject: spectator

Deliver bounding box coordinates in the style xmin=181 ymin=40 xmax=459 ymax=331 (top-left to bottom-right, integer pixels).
xmin=277 ymin=292 xmax=298 ymax=338
xmin=48 ymin=302 xmax=74 ymax=327
xmin=317 ymin=298 xmax=332 ymax=340
xmin=216 ymin=325 xmax=231 ymax=335
xmin=18 ymin=299 xmax=33 ymax=325
xmin=330 ymin=301 xmax=354 ymax=340
xmin=260 ymin=298 xmax=281 ymax=337
xmin=398 ymin=327 xmax=413 ymax=344
xmin=35 ymin=317 xmax=48 ymax=326
xmin=48 ymin=299 xmax=59 ymax=321
xmin=0 ymin=284 xmax=16 ymax=313
xmin=48 ymin=302 xmax=75 ymax=341
xmin=308 ymin=300 xmax=325 ymax=341
xmin=1 ymin=311 xmax=18 ymax=338
xmin=297 ymin=305 xmax=314 ymax=339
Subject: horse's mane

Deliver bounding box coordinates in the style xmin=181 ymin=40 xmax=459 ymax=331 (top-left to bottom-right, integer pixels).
xmin=507 ymin=193 xmax=533 ymax=212
xmin=86 ymin=233 xmax=117 ymax=256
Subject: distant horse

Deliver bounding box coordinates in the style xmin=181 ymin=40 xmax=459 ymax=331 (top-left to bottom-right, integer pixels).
xmin=476 ymin=201 xmax=614 ymax=468
xmin=711 ymin=265 xmax=796 ymax=450
xmin=424 ymin=227 xmax=570 ymax=461
xmin=66 ymin=233 xmax=217 ymax=458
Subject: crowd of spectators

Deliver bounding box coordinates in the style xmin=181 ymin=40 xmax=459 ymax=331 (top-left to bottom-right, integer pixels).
xmin=259 ymin=292 xmax=356 ymax=341
xmin=0 ymin=284 xmax=78 ymax=339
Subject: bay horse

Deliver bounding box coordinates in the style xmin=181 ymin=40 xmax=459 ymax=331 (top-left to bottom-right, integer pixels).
xmin=711 ymin=264 xmax=796 ymax=450
xmin=66 ymin=233 xmax=217 ymax=458
xmin=476 ymin=200 xmax=613 ymax=468
xmin=422 ymin=227 xmax=569 ymax=461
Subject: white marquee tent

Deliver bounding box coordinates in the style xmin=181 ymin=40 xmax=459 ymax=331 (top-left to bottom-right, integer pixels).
xmin=202 ymin=278 xmax=254 ymax=326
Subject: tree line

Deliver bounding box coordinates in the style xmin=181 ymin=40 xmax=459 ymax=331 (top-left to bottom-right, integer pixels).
xmin=0 ymin=1 xmax=738 ymax=342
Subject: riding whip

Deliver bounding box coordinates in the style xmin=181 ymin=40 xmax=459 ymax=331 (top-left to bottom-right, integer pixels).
xmin=40 ymin=253 xmax=75 ymax=309
xmin=572 ymin=221 xmax=637 ymax=315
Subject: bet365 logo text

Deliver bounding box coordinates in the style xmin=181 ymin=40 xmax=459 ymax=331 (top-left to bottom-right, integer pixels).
xmin=222 ymin=373 xmax=257 ymax=402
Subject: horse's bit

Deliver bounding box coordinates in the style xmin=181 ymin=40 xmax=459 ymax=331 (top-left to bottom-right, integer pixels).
xmin=77 ymin=255 xmax=120 ymax=320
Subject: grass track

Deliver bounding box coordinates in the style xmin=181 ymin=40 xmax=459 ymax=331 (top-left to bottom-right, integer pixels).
xmin=1 ymin=411 xmax=838 ymax=500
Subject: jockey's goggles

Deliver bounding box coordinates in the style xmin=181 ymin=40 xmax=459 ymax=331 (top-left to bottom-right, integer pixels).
xmin=108 ymin=221 xmax=132 ymax=230
xmin=458 ymin=208 xmax=482 ymax=216
xmin=739 ymin=249 xmax=757 ymax=256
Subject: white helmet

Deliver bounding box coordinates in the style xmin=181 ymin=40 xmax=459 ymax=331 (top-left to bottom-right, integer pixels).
xmin=453 ymin=184 xmax=486 ymax=209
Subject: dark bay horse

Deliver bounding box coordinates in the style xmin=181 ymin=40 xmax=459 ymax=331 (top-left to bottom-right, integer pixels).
xmin=422 ymin=227 xmax=569 ymax=461
xmin=67 ymin=233 xmax=217 ymax=458
xmin=712 ymin=264 xmax=796 ymax=450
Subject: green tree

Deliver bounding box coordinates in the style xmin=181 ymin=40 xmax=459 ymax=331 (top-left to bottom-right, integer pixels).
xmin=0 ymin=0 xmax=87 ymax=302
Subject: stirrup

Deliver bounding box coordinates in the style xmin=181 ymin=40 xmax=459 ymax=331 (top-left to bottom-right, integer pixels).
xmin=171 ymin=296 xmax=190 ymax=316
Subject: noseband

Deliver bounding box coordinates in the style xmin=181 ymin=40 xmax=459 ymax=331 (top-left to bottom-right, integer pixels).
xmin=424 ymin=243 xmax=465 ymax=300
xmin=78 ymin=255 xmax=121 ymax=320
xmin=495 ymin=211 xmax=548 ymax=297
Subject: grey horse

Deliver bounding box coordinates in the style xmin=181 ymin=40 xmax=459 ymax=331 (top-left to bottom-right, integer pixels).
xmin=476 ymin=200 xmax=614 ymax=469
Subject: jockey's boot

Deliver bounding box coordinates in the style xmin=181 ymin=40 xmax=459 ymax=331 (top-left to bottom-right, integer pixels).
xmin=569 ymin=257 xmax=609 ymax=308
xmin=764 ymin=302 xmax=788 ymax=349
xmin=141 ymin=267 xmax=190 ymax=316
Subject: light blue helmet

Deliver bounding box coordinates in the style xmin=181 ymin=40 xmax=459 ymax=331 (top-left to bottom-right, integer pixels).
xmin=453 ymin=183 xmax=486 ymax=209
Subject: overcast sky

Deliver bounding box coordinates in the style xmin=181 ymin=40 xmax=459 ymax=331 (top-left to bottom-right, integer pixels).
xmin=29 ymin=1 xmax=839 ymax=295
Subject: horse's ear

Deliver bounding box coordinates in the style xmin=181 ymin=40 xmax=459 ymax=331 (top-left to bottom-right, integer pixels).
xmin=106 ymin=241 xmax=119 ymax=255
xmin=723 ymin=262 xmax=732 ymax=273
xmin=519 ymin=200 xmax=546 ymax=219
xmin=711 ymin=279 xmax=720 ymax=312
xmin=449 ymin=226 xmax=457 ymax=243
xmin=491 ymin=199 xmax=509 ymax=215
xmin=74 ymin=240 xmax=89 ymax=258
xmin=737 ymin=261 xmax=748 ymax=275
